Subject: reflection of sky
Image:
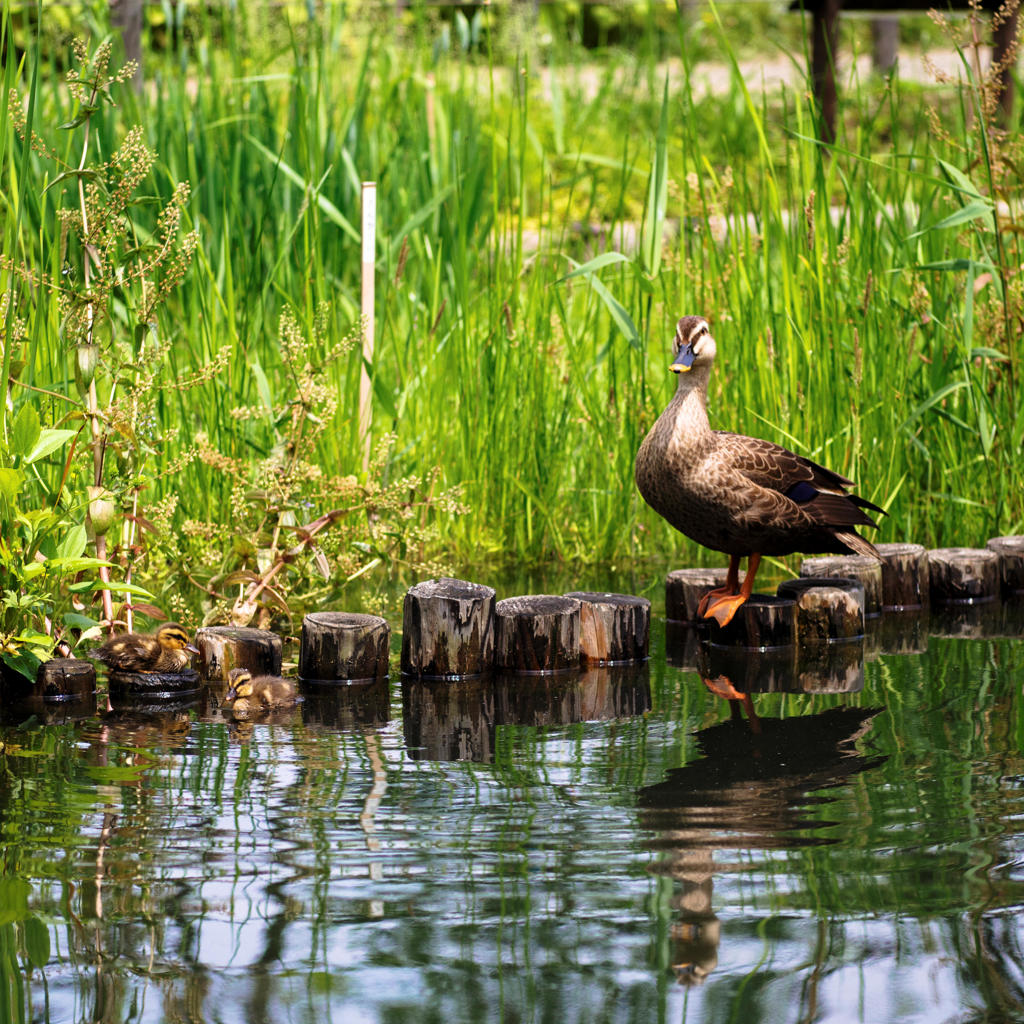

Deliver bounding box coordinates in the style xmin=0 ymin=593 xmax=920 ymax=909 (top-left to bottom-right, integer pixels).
xmin=16 ymin=635 xmax=1024 ymax=1024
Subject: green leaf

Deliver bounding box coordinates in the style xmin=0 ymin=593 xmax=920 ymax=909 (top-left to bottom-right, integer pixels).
xmin=246 ymin=135 xmax=359 ymax=242
xmin=0 ymin=468 xmax=24 ymax=505
xmin=250 ymin=359 xmax=274 ymax=415
xmin=25 ymin=429 xmax=76 ymax=465
xmin=640 ymin=77 xmax=670 ymax=278
xmin=56 ymin=523 xmax=87 ymax=560
xmin=23 ymin=916 xmax=50 ymax=969
xmin=10 ymin=405 xmax=40 ymax=460
xmin=63 ymin=612 xmax=101 ymax=630
xmin=586 ymin=275 xmax=641 ymax=350
xmin=556 ymin=251 xmax=631 ymax=283
xmin=937 ymin=159 xmax=984 ymax=200
xmin=907 ymin=199 xmax=994 ymax=239
xmin=0 ymin=880 xmax=30 ymax=925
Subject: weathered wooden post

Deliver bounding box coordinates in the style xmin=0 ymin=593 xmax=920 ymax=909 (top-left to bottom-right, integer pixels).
xmin=875 ymin=542 xmax=929 ymax=610
xmin=108 ymin=668 xmax=202 ymax=705
xmin=665 ymin=568 xmax=730 ymax=623
xmin=564 ymin=591 xmax=650 ymax=664
xmin=494 ymin=596 xmax=581 ymax=673
xmin=927 ymin=547 xmax=1000 ymax=604
xmin=776 ymin=577 xmax=865 ymax=642
xmin=711 ymin=595 xmax=797 ymax=650
xmin=299 ymin=612 xmax=390 ymax=683
xmin=400 ymin=578 xmax=495 ymax=679
xmin=986 ymin=536 xmax=1024 ymax=595
xmin=35 ymin=658 xmax=97 ymax=700
xmin=800 ymin=555 xmax=883 ymax=616
xmin=195 ymin=626 xmax=283 ymax=681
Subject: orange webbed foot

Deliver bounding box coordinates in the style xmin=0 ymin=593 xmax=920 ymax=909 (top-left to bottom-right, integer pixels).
xmin=696 ymin=586 xmax=733 ymax=619
xmin=702 ymin=593 xmax=749 ymax=628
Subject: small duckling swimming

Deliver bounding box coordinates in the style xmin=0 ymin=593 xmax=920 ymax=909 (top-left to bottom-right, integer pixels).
xmin=224 ymin=668 xmax=298 ymax=713
xmin=93 ymin=622 xmax=198 ymax=673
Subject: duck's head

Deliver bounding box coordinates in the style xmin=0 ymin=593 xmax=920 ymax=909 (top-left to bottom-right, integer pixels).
xmin=670 ymin=316 xmax=716 ymax=374
xmin=156 ymin=622 xmax=200 ymax=656
xmin=225 ymin=668 xmax=254 ymax=702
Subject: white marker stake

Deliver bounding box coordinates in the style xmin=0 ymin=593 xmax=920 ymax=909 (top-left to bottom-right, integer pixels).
xmin=360 ymin=181 xmax=377 ymax=471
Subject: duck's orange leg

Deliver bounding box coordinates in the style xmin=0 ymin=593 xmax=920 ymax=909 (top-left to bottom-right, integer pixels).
xmin=696 ymin=554 xmax=742 ymax=618
xmin=703 ymin=553 xmax=762 ymax=628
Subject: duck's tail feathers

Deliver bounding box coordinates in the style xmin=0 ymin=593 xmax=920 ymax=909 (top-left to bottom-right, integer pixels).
xmin=834 ymin=531 xmax=881 ymax=560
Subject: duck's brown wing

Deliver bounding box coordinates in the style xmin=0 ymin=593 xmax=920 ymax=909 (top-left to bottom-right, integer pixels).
xmin=713 ymin=432 xmax=884 ymax=529
xmin=93 ymin=635 xmax=154 ymax=670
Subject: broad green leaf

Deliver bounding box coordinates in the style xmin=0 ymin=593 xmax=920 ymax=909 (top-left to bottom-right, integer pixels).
xmin=0 ymin=468 xmax=24 ymax=504
xmin=586 ymin=274 xmax=641 ymax=349
xmin=906 ymin=199 xmax=994 ymax=239
xmin=63 ymin=612 xmax=101 ymax=630
xmin=246 ymin=135 xmax=359 ymax=242
xmin=56 ymin=523 xmax=87 ymax=560
xmin=0 ymin=880 xmax=30 ymax=924
xmin=10 ymin=404 xmax=40 ymax=459
xmin=937 ymin=159 xmax=984 ymax=200
xmin=556 ymin=252 xmax=631 ymax=283
xmin=25 ymin=429 xmax=76 ymax=465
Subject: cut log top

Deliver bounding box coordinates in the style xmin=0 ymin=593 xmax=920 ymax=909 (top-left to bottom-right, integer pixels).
xmin=927 ymin=547 xmax=1000 ymax=605
xmin=986 ymin=536 xmax=1024 ymax=594
xmin=495 ymin=595 xmax=581 ymax=673
xmin=874 ymin=542 xmax=929 ymax=611
xmin=564 ymin=591 xmax=650 ymax=665
xmin=195 ymin=625 xmax=283 ymax=681
xmin=711 ymin=594 xmax=797 ymax=651
xmin=401 ymin=577 xmax=496 ymax=679
xmin=666 ymin=568 xmax=731 ymax=623
xmin=299 ymin=612 xmax=390 ymax=683
xmin=800 ymin=555 xmax=883 ymax=616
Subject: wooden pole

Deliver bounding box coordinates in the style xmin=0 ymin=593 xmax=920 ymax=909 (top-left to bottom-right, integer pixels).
xmin=359 ymin=182 xmax=377 ymax=472
xmin=811 ymin=0 xmax=840 ymax=143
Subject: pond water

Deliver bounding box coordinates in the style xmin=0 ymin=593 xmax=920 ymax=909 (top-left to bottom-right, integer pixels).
xmin=2 ymin=577 xmax=1023 ymax=1024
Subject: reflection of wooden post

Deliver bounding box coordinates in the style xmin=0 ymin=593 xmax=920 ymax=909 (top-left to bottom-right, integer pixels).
xmin=359 ymin=183 xmax=377 ymax=472
xmin=811 ymin=0 xmax=840 ymax=143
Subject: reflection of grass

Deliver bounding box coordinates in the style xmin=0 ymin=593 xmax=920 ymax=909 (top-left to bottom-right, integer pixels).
xmin=5 ymin=3 xmax=1022 ymax=592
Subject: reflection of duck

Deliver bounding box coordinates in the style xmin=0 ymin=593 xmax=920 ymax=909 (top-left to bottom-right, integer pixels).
xmin=638 ymin=703 xmax=885 ymax=985
xmin=92 ymin=623 xmax=198 ymax=673
xmin=635 ymin=316 xmax=883 ymax=627
xmin=224 ymin=668 xmax=298 ymax=713
xmin=639 ymin=704 xmax=885 ymax=846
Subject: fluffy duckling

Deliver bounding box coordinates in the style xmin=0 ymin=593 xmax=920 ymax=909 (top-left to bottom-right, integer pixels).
xmin=224 ymin=668 xmax=298 ymax=713
xmin=92 ymin=622 xmax=198 ymax=673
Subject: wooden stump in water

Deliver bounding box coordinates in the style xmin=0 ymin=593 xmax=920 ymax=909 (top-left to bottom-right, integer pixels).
xmin=564 ymin=591 xmax=650 ymax=664
xmin=986 ymin=536 xmax=1024 ymax=595
xmin=35 ymin=658 xmax=96 ymax=700
xmin=400 ymin=578 xmax=495 ymax=679
xmin=800 ymin=556 xmax=883 ymax=617
xmin=665 ymin=568 xmax=730 ymax=623
xmin=495 ymin=595 xmax=581 ymax=673
xmin=710 ymin=594 xmax=797 ymax=650
xmin=195 ymin=626 xmax=282 ymax=681
xmin=875 ymin=542 xmax=929 ymax=610
xmin=776 ymin=577 xmax=865 ymax=642
xmin=298 ymin=612 xmax=390 ymax=683
xmin=108 ymin=668 xmax=202 ymax=704
xmin=927 ymin=547 xmax=1000 ymax=604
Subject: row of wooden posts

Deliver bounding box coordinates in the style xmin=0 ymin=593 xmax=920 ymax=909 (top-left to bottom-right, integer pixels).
xmin=20 ymin=536 xmax=1024 ymax=706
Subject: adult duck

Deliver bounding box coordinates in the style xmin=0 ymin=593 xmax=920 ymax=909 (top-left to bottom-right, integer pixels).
xmin=635 ymin=315 xmax=883 ymax=627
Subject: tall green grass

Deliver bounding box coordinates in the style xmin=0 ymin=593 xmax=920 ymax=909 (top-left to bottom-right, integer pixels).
xmin=3 ymin=2 xmax=1021 ymax=593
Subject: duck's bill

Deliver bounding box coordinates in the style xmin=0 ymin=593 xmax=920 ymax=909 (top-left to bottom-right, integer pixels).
xmin=670 ymin=345 xmax=695 ymax=373
xmin=187 ymin=643 xmax=200 ymax=655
